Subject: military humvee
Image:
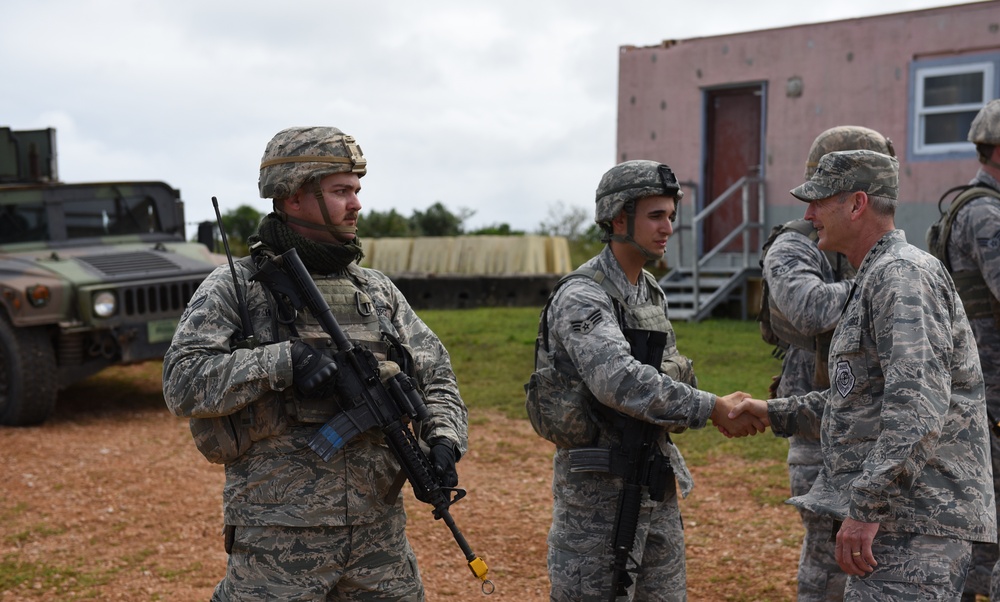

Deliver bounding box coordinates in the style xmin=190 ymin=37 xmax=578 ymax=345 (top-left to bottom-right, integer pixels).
xmin=0 ymin=127 xmax=222 ymax=425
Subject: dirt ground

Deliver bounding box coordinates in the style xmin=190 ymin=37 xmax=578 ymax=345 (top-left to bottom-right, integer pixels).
xmin=0 ymin=363 xmax=802 ymax=601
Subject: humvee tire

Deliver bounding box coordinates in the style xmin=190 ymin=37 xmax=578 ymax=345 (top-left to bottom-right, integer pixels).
xmin=0 ymin=315 xmax=58 ymax=426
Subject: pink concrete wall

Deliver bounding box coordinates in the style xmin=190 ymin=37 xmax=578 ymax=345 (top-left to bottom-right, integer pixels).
xmin=617 ymin=1 xmax=1000 ymax=215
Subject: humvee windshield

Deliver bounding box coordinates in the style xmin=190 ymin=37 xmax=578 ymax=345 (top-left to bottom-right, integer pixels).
xmin=0 ymin=192 xmax=164 ymax=244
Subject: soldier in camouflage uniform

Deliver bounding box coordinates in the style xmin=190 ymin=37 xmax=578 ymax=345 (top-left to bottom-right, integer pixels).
xmin=525 ymin=160 xmax=765 ymax=601
xmin=162 ymin=126 xmax=468 ymax=601
xmin=937 ymin=98 xmax=1000 ymax=601
xmin=761 ymin=126 xmax=894 ymax=602
xmin=733 ymin=150 xmax=997 ymax=601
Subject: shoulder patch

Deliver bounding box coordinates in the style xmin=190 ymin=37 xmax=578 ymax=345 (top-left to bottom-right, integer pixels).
xmin=977 ymin=231 xmax=1000 ymax=250
xmin=771 ymin=258 xmax=796 ymax=277
xmin=571 ymin=309 xmax=603 ymax=334
xmin=187 ymin=295 xmax=207 ymax=313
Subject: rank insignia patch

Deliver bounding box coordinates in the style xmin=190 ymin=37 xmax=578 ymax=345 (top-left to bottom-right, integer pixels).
xmin=571 ymin=310 xmax=603 ymax=334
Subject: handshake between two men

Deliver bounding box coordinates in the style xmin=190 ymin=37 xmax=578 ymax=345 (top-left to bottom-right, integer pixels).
xmin=709 ymin=393 xmax=771 ymax=438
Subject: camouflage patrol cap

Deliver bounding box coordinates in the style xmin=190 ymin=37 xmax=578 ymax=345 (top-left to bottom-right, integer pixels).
xmin=258 ymin=126 xmax=367 ymax=200
xmin=968 ymin=99 xmax=1000 ymax=146
xmin=804 ymin=126 xmax=894 ymax=178
xmin=790 ymin=149 xmax=898 ymax=202
xmin=594 ymin=160 xmax=683 ymax=224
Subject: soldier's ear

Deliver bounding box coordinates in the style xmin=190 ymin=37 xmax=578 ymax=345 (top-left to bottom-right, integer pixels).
xmin=611 ymin=210 xmax=627 ymax=230
xmin=850 ymin=192 xmax=868 ymax=217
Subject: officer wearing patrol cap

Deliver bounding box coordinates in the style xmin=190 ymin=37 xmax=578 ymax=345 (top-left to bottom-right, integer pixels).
xmin=732 ymin=149 xmax=996 ymax=601
xmin=759 ymin=125 xmax=894 ymax=602
xmin=526 ymin=159 xmax=765 ymax=601
xmin=932 ymin=98 xmax=1000 ymax=601
xmin=163 ymin=126 xmax=469 ymax=601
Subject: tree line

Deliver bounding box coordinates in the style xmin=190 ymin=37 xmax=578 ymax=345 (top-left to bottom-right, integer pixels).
xmin=205 ymin=200 xmax=602 ymax=256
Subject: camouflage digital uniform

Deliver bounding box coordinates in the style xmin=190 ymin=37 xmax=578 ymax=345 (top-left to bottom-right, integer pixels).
xmin=768 ymin=228 xmax=997 ymax=599
xmin=943 ymin=99 xmax=1000 ymax=600
xmin=763 ymin=228 xmax=851 ymax=600
xmin=946 ymin=170 xmax=1000 ymax=598
xmin=762 ymin=125 xmax=893 ymax=602
xmin=162 ymin=127 xmax=468 ymax=602
xmin=531 ymin=245 xmax=715 ymax=602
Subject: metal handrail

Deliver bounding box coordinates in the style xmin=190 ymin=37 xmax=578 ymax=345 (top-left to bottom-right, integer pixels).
xmin=688 ymin=171 xmax=766 ymax=317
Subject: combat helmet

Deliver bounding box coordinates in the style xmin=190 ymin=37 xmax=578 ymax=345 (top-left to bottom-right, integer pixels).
xmin=804 ymin=126 xmax=895 ymax=178
xmin=968 ymin=99 xmax=1000 ymax=168
xmin=594 ymin=159 xmax=682 ymax=259
xmin=259 ymin=126 xmax=367 ymax=238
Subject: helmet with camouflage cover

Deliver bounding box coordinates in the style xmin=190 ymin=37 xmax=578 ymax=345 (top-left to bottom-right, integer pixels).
xmin=258 ymin=126 xmax=367 ymax=201
xmin=804 ymin=126 xmax=895 ymax=178
xmin=969 ymin=99 xmax=1000 ymax=146
xmin=259 ymin=126 xmax=367 ymax=239
xmin=594 ymin=159 xmax=683 ymax=259
xmin=969 ymin=99 xmax=1000 ymax=168
xmin=595 ymin=160 xmax=683 ymax=225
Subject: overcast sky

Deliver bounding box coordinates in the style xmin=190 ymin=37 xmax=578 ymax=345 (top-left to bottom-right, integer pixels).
xmin=1 ymin=0 xmax=976 ymax=238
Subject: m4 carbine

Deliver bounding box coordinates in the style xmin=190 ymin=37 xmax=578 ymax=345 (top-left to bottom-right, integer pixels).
xmin=251 ymin=247 xmax=493 ymax=595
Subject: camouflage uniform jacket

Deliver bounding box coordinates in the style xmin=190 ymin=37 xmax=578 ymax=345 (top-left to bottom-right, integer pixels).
xmin=769 ymin=230 xmax=996 ymax=542
xmin=947 ymin=169 xmax=1000 ymax=422
xmin=763 ymin=229 xmax=851 ymax=465
xmin=162 ymin=256 xmax=468 ymax=527
xmin=543 ymin=246 xmax=716 ymax=499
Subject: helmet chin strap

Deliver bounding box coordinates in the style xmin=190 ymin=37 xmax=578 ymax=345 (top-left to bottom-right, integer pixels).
xmin=271 ymin=184 xmax=358 ymax=239
xmin=276 ymin=211 xmax=357 ymax=236
xmin=610 ymin=211 xmax=662 ymax=262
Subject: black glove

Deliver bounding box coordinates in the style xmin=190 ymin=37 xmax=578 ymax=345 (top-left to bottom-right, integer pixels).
xmin=291 ymin=341 xmax=339 ymax=399
xmin=428 ymin=439 xmax=459 ymax=488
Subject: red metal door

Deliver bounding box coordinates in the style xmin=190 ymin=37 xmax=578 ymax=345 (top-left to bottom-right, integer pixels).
xmin=703 ymin=86 xmax=763 ymax=253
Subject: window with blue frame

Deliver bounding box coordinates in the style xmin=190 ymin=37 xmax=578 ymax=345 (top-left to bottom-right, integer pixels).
xmin=910 ymin=53 xmax=999 ymax=159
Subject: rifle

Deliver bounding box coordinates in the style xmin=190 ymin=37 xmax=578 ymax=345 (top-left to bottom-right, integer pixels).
xmin=569 ymin=415 xmax=674 ymax=600
xmin=567 ymin=328 xmax=675 ymax=601
xmin=250 ymin=247 xmax=494 ymax=595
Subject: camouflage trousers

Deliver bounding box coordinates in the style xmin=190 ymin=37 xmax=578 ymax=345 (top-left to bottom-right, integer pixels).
xmin=548 ymin=494 xmax=685 ymax=602
xmin=963 ymin=429 xmax=1000 ymax=600
xmin=211 ymin=508 xmax=424 ymax=601
xmin=789 ymin=463 xmax=847 ymax=601
xmin=842 ymin=531 xmax=971 ymax=601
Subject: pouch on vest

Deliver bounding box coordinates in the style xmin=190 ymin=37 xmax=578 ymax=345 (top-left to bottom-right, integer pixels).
xmin=188 ymin=395 xmax=289 ymax=464
xmin=524 ymin=367 xmax=601 ymax=448
xmin=661 ymin=353 xmax=697 ymax=388
xmin=189 ymin=413 xmax=251 ymax=464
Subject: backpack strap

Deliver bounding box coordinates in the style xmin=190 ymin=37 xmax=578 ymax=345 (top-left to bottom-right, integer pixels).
xmin=932 ymin=184 xmax=1000 ymax=272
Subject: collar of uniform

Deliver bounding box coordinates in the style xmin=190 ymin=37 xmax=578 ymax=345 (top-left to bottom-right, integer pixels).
xmin=973 ymin=168 xmax=1000 ymax=192
xmin=853 ymin=229 xmax=906 ymax=283
xmin=598 ymin=246 xmax=646 ymax=305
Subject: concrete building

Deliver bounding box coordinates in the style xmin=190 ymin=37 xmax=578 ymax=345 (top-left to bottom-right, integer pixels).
xmin=616 ymin=1 xmax=1000 ymax=319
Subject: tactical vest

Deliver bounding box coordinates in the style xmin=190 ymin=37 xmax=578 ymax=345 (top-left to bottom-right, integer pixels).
xmin=189 ymin=259 xmax=407 ymax=464
xmin=285 ymin=269 xmax=392 ymax=424
xmin=926 ymin=184 xmax=1000 ymax=325
xmin=525 ymin=266 xmax=670 ymax=448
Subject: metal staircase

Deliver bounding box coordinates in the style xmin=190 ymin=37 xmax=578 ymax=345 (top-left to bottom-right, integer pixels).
xmin=660 ymin=172 xmax=765 ymax=322
xmin=661 ymin=266 xmax=760 ymax=322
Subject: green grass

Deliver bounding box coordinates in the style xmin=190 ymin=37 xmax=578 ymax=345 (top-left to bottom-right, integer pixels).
xmin=0 ymin=555 xmax=109 ymax=596
xmin=420 ymin=307 xmax=539 ymax=420
xmin=670 ymin=319 xmax=789 ymax=466
xmin=420 ymin=309 xmax=789 ymax=466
